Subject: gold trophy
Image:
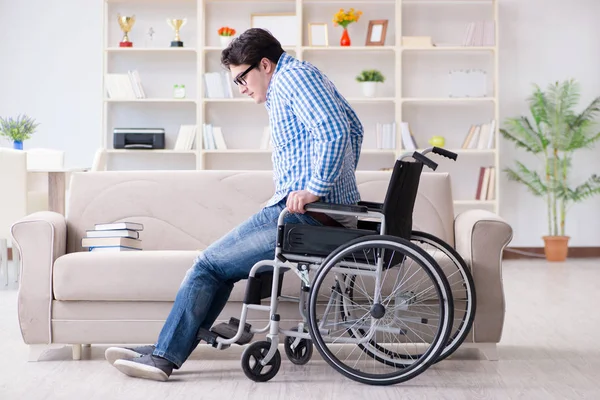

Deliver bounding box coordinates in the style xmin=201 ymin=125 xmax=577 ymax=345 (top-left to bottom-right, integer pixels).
xmin=167 ymin=18 xmax=187 ymax=47
xmin=117 ymin=14 xmax=136 ymax=47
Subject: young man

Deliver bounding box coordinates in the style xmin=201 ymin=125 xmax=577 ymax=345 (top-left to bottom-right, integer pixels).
xmin=105 ymin=28 xmax=364 ymax=381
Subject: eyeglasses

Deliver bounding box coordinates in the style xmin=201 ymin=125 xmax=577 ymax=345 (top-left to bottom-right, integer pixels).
xmin=233 ymin=63 xmax=257 ymax=86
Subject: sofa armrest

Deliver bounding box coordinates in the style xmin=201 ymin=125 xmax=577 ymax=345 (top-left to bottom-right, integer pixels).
xmin=454 ymin=209 xmax=513 ymax=344
xmin=11 ymin=211 xmax=67 ymax=344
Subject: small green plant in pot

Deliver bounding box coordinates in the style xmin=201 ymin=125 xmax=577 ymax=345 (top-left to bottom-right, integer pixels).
xmin=0 ymin=114 xmax=39 ymax=150
xmin=356 ymin=69 xmax=385 ymax=98
xmin=500 ymin=79 xmax=600 ymax=261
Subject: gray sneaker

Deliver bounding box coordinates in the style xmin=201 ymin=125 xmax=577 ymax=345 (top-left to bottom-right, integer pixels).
xmin=113 ymin=354 xmax=174 ymax=382
xmin=105 ymin=345 xmax=155 ymax=365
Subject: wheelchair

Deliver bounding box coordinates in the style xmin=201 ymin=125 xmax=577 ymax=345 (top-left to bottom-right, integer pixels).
xmin=196 ymin=147 xmax=476 ymax=386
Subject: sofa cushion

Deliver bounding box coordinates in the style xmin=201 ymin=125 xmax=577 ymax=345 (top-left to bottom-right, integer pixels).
xmin=53 ymin=250 xmax=288 ymax=302
xmin=53 ymin=251 xmax=199 ymax=301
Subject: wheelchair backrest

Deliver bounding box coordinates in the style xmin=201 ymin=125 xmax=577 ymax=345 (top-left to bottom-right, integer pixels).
xmin=382 ymin=159 xmax=424 ymax=240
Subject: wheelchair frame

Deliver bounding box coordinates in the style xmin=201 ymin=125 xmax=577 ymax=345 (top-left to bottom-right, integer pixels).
xmin=203 ymin=147 xmax=467 ymax=385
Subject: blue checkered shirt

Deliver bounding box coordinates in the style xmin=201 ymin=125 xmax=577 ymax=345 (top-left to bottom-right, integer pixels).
xmin=265 ymin=52 xmax=364 ymax=207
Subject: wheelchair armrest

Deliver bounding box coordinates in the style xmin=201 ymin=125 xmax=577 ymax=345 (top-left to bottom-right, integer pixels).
xmin=304 ymin=202 xmax=369 ymax=215
xmin=357 ymin=201 xmax=383 ymax=211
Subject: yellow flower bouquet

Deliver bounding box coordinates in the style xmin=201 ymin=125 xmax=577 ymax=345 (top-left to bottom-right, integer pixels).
xmin=332 ymin=8 xmax=363 ymax=29
xmin=333 ymin=8 xmax=363 ymax=46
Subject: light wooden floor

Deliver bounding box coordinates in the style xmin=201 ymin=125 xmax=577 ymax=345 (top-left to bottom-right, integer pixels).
xmin=1 ymin=259 xmax=599 ymax=399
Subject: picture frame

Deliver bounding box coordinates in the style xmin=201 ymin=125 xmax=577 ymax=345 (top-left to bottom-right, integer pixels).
xmin=251 ymin=13 xmax=298 ymax=46
xmin=366 ymin=20 xmax=388 ymax=46
xmin=308 ymin=23 xmax=328 ymax=47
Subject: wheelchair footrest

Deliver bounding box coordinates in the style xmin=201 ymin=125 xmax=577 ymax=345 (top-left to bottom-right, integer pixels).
xmin=198 ymin=317 xmax=254 ymax=347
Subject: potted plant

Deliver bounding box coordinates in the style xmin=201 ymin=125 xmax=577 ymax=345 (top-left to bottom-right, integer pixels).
xmin=500 ymin=79 xmax=600 ymax=261
xmin=218 ymin=26 xmax=236 ymax=47
xmin=332 ymin=8 xmax=363 ymax=46
xmin=356 ymin=69 xmax=385 ymax=97
xmin=0 ymin=114 xmax=39 ymax=150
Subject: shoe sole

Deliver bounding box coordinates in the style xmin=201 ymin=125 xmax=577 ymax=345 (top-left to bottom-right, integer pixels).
xmin=113 ymin=359 xmax=169 ymax=382
xmin=105 ymin=347 xmax=142 ymax=365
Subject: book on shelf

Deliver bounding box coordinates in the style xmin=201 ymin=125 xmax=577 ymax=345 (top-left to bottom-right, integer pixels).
xmin=375 ymin=122 xmax=396 ymax=150
xmin=105 ymin=70 xmax=146 ymax=99
xmin=462 ymin=20 xmax=495 ymax=46
xmin=400 ymin=122 xmax=419 ymax=150
xmin=174 ymin=125 xmax=197 ymax=150
xmin=202 ymin=124 xmax=227 ymax=150
xmin=475 ymin=166 xmax=495 ymax=201
xmin=83 ymin=222 xmax=144 ymax=252
xmin=204 ymin=71 xmax=234 ymax=99
xmin=461 ymin=120 xmax=496 ymax=149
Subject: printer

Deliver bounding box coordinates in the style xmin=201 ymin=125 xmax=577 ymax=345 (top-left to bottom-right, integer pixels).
xmin=113 ymin=128 xmax=165 ymax=150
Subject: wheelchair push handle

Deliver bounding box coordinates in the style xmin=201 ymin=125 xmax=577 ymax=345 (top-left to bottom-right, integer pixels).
xmin=429 ymin=147 xmax=458 ymax=161
xmin=398 ymin=147 xmax=458 ymax=170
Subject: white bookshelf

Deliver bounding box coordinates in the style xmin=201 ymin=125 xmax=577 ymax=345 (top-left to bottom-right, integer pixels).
xmin=101 ymin=0 xmax=500 ymax=213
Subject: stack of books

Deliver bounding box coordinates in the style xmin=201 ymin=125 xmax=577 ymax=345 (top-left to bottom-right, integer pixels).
xmin=82 ymin=222 xmax=144 ymax=252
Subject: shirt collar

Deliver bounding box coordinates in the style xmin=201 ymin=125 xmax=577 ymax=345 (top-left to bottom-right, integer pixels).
xmin=265 ymin=52 xmax=293 ymax=109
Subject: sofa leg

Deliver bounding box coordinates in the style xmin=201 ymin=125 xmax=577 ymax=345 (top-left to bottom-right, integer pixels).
xmin=477 ymin=343 xmax=498 ymax=361
xmin=0 ymin=239 xmax=7 ymax=286
xmin=13 ymin=248 xmax=20 ymax=283
xmin=28 ymin=344 xmax=64 ymax=361
xmin=72 ymin=344 xmax=82 ymax=360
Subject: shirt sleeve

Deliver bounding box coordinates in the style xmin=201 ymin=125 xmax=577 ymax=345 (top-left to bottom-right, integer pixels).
xmin=279 ymin=68 xmax=351 ymax=198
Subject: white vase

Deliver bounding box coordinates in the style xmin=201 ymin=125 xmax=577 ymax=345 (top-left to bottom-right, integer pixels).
xmin=220 ymin=36 xmax=234 ymax=47
xmin=361 ymin=81 xmax=377 ymax=97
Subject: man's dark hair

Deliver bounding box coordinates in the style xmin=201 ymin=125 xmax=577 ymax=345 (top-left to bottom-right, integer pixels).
xmin=221 ymin=28 xmax=284 ymax=69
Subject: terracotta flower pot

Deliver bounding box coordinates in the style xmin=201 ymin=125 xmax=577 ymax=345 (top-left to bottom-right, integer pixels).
xmin=542 ymin=236 xmax=570 ymax=262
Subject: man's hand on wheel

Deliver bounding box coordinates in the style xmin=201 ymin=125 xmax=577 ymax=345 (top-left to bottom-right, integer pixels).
xmin=286 ymin=190 xmax=320 ymax=214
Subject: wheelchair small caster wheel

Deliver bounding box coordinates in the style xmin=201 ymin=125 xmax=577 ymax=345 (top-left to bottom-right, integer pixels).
xmin=241 ymin=341 xmax=281 ymax=382
xmin=284 ymin=335 xmax=313 ymax=365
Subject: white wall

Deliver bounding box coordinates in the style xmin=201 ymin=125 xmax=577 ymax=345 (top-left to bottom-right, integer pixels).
xmin=498 ymin=0 xmax=600 ymax=246
xmin=0 ymin=0 xmax=103 ymax=168
xmin=0 ymin=0 xmax=599 ymax=246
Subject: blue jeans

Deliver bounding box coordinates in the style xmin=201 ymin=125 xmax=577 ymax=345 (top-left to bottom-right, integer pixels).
xmin=152 ymin=199 xmax=321 ymax=368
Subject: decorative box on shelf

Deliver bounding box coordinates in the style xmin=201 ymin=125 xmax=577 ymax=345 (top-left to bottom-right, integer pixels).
xmin=401 ymin=36 xmax=433 ymax=48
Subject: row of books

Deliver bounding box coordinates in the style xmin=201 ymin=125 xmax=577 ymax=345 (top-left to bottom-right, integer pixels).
xmin=476 ymin=166 xmax=496 ymax=201
xmin=461 ymin=120 xmax=496 ymax=149
xmin=462 ymin=20 xmax=496 ymax=46
xmin=204 ymin=71 xmax=234 ymax=99
xmin=400 ymin=122 xmax=420 ymax=150
xmin=202 ymin=124 xmax=228 ymax=150
xmin=202 ymin=125 xmax=272 ymax=150
xmin=106 ymin=71 xmax=147 ymax=99
xmin=375 ymin=123 xmax=397 ymax=150
xmin=81 ymin=222 xmax=144 ymax=252
xmin=174 ymin=125 xmax=197 ymax=150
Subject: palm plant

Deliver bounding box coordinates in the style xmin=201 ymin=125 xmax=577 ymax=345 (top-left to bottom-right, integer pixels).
xmin=501 ymin=79 xmax=600 ymax=239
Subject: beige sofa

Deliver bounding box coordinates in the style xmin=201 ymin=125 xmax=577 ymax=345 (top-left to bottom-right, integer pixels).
xmin=11 ymin=170 xmax=513 ymax=362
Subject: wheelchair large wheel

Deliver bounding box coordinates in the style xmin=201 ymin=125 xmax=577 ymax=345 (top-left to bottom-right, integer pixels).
xmin=346 ymin=231 xmax=476 ymax=366
xmin=410 ymin=231 xmax=476 ymax=362
xmin=307 ymin=235 xmax=453 ymax=386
